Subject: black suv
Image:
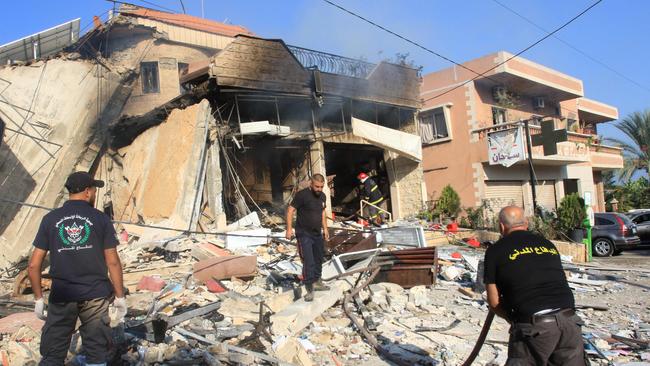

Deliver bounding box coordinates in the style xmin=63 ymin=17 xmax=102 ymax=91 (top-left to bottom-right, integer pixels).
xmin=626 ymin=210 xmax=650 ymax=245
xmin=591 ymin=212 xmax=640 ymax=257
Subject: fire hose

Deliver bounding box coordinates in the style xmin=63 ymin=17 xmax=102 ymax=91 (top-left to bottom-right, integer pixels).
xmin=339 ymin=262 xmax=496 ymax=365
xmin=462 ymin=310 xmax=495 ymax=366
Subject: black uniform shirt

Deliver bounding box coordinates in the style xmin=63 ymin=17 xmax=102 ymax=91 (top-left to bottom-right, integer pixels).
xmin=362 ymin=178 xmax=382 ymax=203
xmin=483 ymin=230 xmax=574 ymax=320
xmin=290 ymin=188 xmax=326 ymax=235
xmin=32 ymin=200 xmax=118 ymax=303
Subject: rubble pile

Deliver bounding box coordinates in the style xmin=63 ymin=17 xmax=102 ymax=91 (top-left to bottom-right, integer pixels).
xmin=0 ymin=224 xmax=649 ymax=365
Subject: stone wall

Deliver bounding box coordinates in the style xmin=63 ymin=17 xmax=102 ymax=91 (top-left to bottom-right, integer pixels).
xmin=385 ymin=152 xmax=424 ymax=219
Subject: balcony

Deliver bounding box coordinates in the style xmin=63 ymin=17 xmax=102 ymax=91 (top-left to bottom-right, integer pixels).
xmin=475 ymin=119 xmax=624 ymax=169
xmin=287 ymin=45 xmax=376 ymax=79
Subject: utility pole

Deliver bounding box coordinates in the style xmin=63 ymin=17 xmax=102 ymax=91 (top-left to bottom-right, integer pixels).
xmin=201 ymin=0 xmax=205 ymax=18
xmin=523 ymin=120 xmax=538 ymax=215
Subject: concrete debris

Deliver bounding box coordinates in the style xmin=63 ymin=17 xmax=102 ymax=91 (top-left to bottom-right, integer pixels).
xmin=0 ymin=216 xmax=650 ymax=365
xmin=193 ymin=255 xmax=258 ymax=284
xmin=1 ymin=225 xmax=648 ymax=365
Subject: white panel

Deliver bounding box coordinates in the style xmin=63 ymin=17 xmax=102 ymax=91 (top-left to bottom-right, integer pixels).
xmin=352 ymin=117 xmax=422 ymax=161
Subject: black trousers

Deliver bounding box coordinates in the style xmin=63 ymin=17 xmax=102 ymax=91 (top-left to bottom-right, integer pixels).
xmin=296 ymin=231 xmax=324 ymax=285
xmin=506 ymin=310 xmax=587 ymax=366
xmin=39 ymin=297 xmax=112 ymax=366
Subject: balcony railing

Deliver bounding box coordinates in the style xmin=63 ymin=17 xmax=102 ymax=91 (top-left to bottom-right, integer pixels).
xmin=287 ymin=45 xmax=376 ymax=79
xmin=528 ymin=124 xmax=622 ymax=155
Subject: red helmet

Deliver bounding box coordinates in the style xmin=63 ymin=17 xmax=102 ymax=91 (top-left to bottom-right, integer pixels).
xmin=357 ymin=172 xmax=368 ymax=180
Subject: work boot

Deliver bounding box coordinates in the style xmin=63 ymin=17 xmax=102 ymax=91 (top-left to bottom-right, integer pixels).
xmin=304 ymin=283 xmax=314 ymax=302
xmin=313 ymin=279 xmax=330 ymax=291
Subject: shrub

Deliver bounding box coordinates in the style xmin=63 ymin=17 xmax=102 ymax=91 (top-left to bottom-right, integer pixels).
xmin=464 ymin=205 xmax=486 ymax=229
xmin=556 ymin=193 xmax=586 ymax=234
xmin=436 ymin=185 xmax=461 ymax=219
xmin=529 ymin=215 xmax=558 ymax=240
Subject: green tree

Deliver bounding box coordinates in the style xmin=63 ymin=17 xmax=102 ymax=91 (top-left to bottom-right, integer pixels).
xmin=607 ymin=177 xmax=650 ymax=211
xmin=608 ymin=109 xmax=650 ymax=181
xmin=436 ymin=185 xmax=461 ymax=219
xmin=556 ymin=193 xmax=586 ymax=235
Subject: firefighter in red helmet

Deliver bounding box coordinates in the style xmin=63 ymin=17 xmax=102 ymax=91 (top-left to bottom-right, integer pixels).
xmin=357 ymin=172 xmax=384 ymax=225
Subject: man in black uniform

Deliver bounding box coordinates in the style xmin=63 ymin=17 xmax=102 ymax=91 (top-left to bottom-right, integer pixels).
xmin=286 ymin=174 xmax=331 ymax=302
xmin=28 ymin=172 xmax=126 ymax=366
xmin=484 ymin=206 xmax=586 ymax=365
xmin=357 ymin=172 xmax=384 ymax=225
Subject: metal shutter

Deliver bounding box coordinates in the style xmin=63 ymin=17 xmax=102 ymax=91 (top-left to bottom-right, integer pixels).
xmin=485 ymin=181 xmax=524 ymax=214
xmin=534 ymin=180 xmax=557 ymax=211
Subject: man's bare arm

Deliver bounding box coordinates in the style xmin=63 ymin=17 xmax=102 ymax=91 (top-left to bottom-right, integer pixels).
xmin=286 ymin=206 xmax=295 ymax=240
xmin=486 ymin=283 xmax=510 ymax=320
xmin=322 ymin=209 xmax=329 ymax=241
xmin=28 ymin=248 xmax=48 ymax=300
xmin=105 ymin=248 xmax=124 ymax=298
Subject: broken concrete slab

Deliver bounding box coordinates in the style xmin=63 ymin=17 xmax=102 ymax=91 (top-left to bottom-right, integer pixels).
xmin=222 ymin=228 xmax=270 ymax=249
xmin=226 ymin=211 xmax=261 ymax=231
xmin=219 ymin=297 xmax=260 ymax=325
xmin=270 ymin=278 xmax=352 ymax=337
xmin=193 ymin=255 xmax=257 ymax=284
xmin=273 ymin=336 xmax=313 ymax=366
xmin=108 ymin=99 xmax=214 ymax=232
xmin=136 ymin=275 xmax=167 ymax=292
xmin=191 ymin=241 xmax=230 ymax=261
xmin=0 ymin=312 xmax=44 ymax=335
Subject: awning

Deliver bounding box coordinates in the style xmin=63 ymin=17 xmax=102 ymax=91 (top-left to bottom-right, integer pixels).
xmin=351 ymin=117 xmax=422 ymax=161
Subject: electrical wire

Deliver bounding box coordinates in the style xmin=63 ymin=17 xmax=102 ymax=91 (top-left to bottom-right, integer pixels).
xmin=490 ymin=0 xmax=650 ymax=95
xmin=0 ymin=196 xmax=361 ymax=240
xmin=422 ymin=0 xmax=603 ymax=103
xmin=321 ymin=0 xmax=603 ymax=106
xmin=321 ymin=0 xmax=497 ymax=82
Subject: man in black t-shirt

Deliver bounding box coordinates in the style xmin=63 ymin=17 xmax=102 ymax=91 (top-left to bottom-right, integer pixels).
xmin=484 ymin=206 xmax=586 ymax=365
xmin=286 ymin=174 xmax=331 ymax=302
xmin=28 ymin=172 xmax=126 ymax=366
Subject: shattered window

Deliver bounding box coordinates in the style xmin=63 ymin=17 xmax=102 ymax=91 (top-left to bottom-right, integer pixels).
xmin=178 ymin=62 xmax=189 ymax=93
xmin=492 ymin=107 xmax=507 ymax=125
xmin=141 ymin=62 xmax=160 ymax=94
xmin=419 ymin=107 xmax=449 ymax=144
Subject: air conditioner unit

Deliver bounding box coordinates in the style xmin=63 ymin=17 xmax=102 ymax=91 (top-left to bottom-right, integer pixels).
xmin=492 ymin=86 xmax=508 ymax=101
xmin=533 ymin=97 xmax=545 ymax=110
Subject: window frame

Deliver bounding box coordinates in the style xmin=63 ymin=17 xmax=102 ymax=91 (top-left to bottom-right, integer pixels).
xmin=178 ymin=62 xmax=189 ymax=93
xmin=492 ymin=106 xmax=507 ymax=125
xmin=140 ymin=61 xmax=160 ymax=94
xmin=419 ymin=103 xmax=453 ymax=145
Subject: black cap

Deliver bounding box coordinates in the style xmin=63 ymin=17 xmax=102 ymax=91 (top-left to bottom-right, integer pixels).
xmin=65 ymin=172 xmax=104 ymax=194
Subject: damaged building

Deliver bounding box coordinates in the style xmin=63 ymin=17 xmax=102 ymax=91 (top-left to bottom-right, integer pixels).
xmin=0 ymin=5 xmax=425 ymax=267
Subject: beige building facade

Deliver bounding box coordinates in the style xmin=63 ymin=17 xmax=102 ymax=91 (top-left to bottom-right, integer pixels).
xmin=420 ymin=51 xmax=623 ymax=218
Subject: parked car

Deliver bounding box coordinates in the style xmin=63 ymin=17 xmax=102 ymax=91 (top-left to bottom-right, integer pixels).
xmin=591 ymin=213 xmax=640 ymax=257
xmin=626 ymin=209 xmax=650 ymax=245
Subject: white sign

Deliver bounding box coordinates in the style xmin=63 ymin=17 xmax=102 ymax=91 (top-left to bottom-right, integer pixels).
xmin=488 ymin=126 xmax=526 ymax=167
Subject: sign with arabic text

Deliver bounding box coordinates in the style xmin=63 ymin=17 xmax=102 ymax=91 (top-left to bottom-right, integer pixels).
xmin=488 ymin=126 xmax=526 ymax=167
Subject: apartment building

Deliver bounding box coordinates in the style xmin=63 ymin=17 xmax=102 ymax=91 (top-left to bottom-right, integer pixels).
xmin=420 ymin=51 xmax=622 ymax=217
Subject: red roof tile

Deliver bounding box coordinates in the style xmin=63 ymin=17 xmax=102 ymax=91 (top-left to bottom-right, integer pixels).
xmin=120 ymin=6 xmax=254 ymax=38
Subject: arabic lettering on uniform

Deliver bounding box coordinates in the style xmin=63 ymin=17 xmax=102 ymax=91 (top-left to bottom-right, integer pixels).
xmin=509 ymin=245 xmax=559 ymax=260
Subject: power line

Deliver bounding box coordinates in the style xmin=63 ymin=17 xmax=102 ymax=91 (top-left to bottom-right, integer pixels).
xmin=106 ymin=0 xmax=179 ymax=14
xmin=490 ymin=0 xmax=650 ymax=95
xmin=321 ymin=0 xmax=603 ymax=105
xmin=423 ymin=0 xmax=603 ymax=102
xmin=321 ymin=0 xmax=493 ymax=81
